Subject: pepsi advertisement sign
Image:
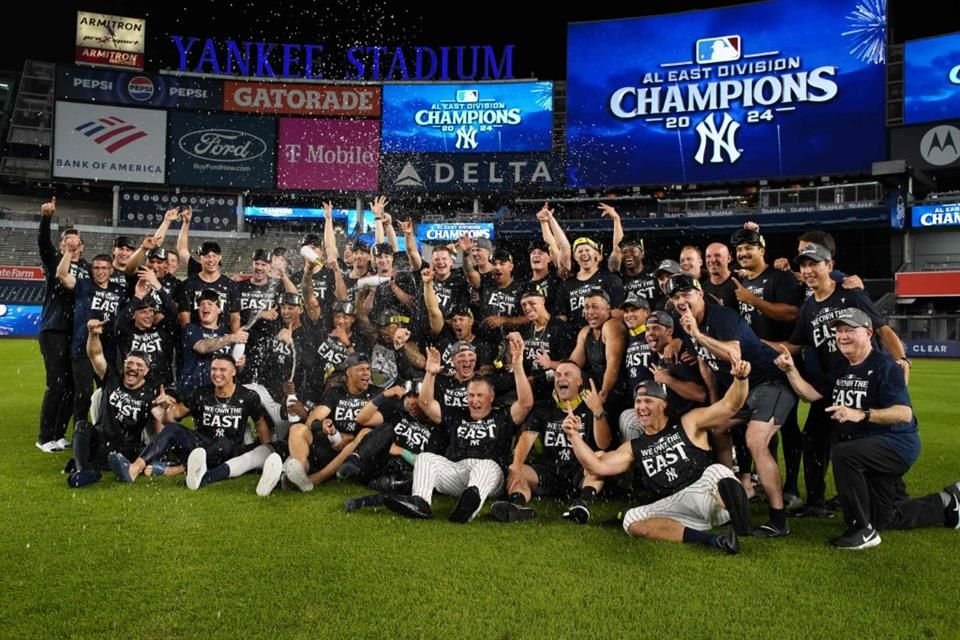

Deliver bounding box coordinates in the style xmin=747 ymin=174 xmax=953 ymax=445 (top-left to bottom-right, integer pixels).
xmin=56 ymin=65 xmax=222 ymax=111
xmin=911 ymin=202 xmax=960 ymax=228
xmin=904 ymin=32 xmax=960 ymax=125
xmin=566 ymin=0 xmax=887 ymax=187
xmin=167 ymin=113 xmax=276 ymax=189
xmin=381 ymin=82 xmax=553 ymax=153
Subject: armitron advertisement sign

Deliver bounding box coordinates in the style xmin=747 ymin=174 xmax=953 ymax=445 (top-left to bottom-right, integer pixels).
xmin=75 ymin=11 xmax=145 ymax=70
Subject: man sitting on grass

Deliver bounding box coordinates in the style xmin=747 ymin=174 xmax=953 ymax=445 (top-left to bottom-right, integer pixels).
xmin=383 ymin=335 xmax=533 ymax=523
xmin=563 ymin=364 xmax=755 ymax=555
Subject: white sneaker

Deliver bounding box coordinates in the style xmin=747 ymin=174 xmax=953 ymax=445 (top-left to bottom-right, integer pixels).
xmin=256 ymin=453 xmax=283 ymax=497
xmin=282 ymin=457 xmax=313 ymax=492
xmin=185 ymin=448 xmax=207 ymax=491
xmin=56 ymin=437 xmax=71 ymax=450
xmin=36 ymin=440 xmax=63 ymax=453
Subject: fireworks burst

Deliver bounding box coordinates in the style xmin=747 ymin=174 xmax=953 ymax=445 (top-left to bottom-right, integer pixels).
xmin=532 ymin=82 xmax=553 ymax=111
xmin=842 ymin=0 xmax=887 ymax=64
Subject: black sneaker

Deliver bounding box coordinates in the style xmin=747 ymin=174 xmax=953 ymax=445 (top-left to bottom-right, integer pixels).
xmin=715 ymin=528 xmax=740 ymax=555
xmin=67 ymin=468 xmax=101 ymax=488
xmin=752 ymin=521 xmax=790 ymax=538
xmin=831 ymin=525 xmax=881 ymax=549
xmin=824 ymin=495 xmax=842 ymax=511
xmin=345 ymin=494 xmax=384 ymax=513
xmin=490 ymin=500 xmax=536 ymax=523
xmin=718 ymin=477 xmax=753 ymax=536
xmin=562 ymin=501 xmax=591 ymax=524
xmin=448 ymin=486 xmax=482 ymax=523
xmin=944 ymin=482 xmax=960 ymax=529
xmin=337 ymin=455 xmax=362 ymax=481
xmin=791 ymin=503 xmax=836 ymax=519
xmin=383 ymin=494 xmax=433 ymax=519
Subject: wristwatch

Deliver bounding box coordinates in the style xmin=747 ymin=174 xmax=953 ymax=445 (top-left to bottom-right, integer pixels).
xmin=863 ymin=408 xmax=872 ymax=422
xmin=594 ymin=411 xmax=607 ymax=420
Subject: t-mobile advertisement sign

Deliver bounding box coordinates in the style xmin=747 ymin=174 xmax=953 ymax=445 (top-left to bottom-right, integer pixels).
xmin=276 ymin=119 xmax=379 ymax=191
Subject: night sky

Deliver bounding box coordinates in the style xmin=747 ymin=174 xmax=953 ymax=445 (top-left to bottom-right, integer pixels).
xmin=2 ymin=0 xmax=958 ymax=79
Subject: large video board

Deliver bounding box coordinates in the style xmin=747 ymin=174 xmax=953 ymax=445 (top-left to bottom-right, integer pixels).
xmin=382 ymin=82 xmax=553 ymax=153
xmin=566 ymin=0 xmax=887 ymax=186
xmin=904 ymin=32 xmax=960 ymax=125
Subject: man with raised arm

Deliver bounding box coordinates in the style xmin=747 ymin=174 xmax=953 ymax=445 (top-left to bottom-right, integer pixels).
xmin=564 ymin=366 xmax=754 ymax=554
xmin=383 ymin=335 xmax=533 ymax=523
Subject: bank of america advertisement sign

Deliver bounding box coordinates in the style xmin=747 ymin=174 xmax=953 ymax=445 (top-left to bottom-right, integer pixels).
xmin=381 ymin=82 xmax=553 ymax=153
xmin=167 ymin=112 xmax=276 ymax=189
xmin=53 ymin=102 xmax=166 ymax=183
xmin=565 ymin=0 xmax=887 ymax=187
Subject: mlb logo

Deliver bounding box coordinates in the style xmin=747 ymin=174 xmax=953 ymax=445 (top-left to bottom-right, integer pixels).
xmin=456 ymin=90 xmax=479 ymax=103
xmin=695 ymin=35 xmax=742 ymax=64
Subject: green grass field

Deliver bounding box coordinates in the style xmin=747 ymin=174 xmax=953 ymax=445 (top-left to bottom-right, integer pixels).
xmin=1 ymin=339 xmax=959 ymax=639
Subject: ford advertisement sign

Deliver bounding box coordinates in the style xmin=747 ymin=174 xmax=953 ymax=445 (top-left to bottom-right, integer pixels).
xmin=167 ymin=112 xmax=275 ymax=188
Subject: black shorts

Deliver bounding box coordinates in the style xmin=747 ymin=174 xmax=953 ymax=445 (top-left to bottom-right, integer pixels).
xmin=735 ymin=381 xmax=796 ymax=427
xmin=530 ymin=462 xmax=583 ymax=499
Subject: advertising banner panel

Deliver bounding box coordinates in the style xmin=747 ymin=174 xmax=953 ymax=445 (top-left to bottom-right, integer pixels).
xmin=276 ymin=119 xmax=379 ymax=191
xmin=53 ymin=102 xmax=166 ymax=184
xmin=167 ymin=112 xmax=275 ymax=189
xmin=565 ymin=0 xmax=887 ymax=186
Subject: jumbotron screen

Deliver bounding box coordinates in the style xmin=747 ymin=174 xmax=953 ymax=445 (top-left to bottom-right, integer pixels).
xmin=904 ymin=32 xmax=960 ymax=125
xmin=565 ymin=0 xmax=887 ymax=186
xmin=381 ymin=82 xmax=553 ymax=153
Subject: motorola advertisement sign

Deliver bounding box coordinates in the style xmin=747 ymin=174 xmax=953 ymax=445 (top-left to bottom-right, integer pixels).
xmin=120 ymin=191 xmax=237 ymax=232
xmin=56 ymin=65 xmax=222 ymax=111
xmin=167 ymin=112 xmax=276 ymax=189
xmin=381 ymin=82 xmax=553 ymax=153
xmin=890 ymin=120 xmax=960 ymax=171
xmin=565 ymin=0 xmax=887 ymax=187
xmin=380 ymin=153 xmax=561 ymax=193
xmin=53 ymin=101 xmax=166 ymax=184
xmin=903 ymin=32 xmax=960 ymax=125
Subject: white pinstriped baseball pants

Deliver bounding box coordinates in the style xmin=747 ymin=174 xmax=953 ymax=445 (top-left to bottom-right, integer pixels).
xmin=622 ymin=463 xmax=735 ymax=533
xmin=412 ymin=452 xmax=504 ymax=515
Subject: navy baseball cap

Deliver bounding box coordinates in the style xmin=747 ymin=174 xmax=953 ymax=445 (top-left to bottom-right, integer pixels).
xmin=197 ymin=288 xmax=221 ymax=305
xmin=646 ymin=310 xmax=675 ymax=329
xmin=114 ymin=236 xmax=136 ymax=250
xmin=491 ymin=248 xmax=513 ymax=263
xmin=343 ymin=352 xmax=370 ymax=369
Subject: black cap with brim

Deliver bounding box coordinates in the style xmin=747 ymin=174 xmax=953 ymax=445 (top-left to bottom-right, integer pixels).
xmin=475 ymin=238 xmax=494 ymax=251
xmin=332 ymin=301 xmax=356 ymax=315
xmin=646 ymin=310 xmax=675 ymax=329
xmin=491 ymin=248 xmax=513 ymax=263
xmin=450 ymin=340 xmax=477 ymax=355
xmin=147 ymin=248 xmax=168 ymax=261
xmin=278 ymin=292 xmax=301 ymax=307
xmin=655 ymin=259 xmax=683 ymax=276
xmin=252 ymin=249 xmax=270 ymax=263
xmin=634 ymin=381 xmax=669 ymax=401
xmin=730 ymin=229 xmax=765 ymax=248
xmin=114 ymin=236 xmax=136 ymax=250
xmin=665 ymin=274 xmax=702 ymax=297
xmin=301 ymin=233 xmax=321 ymax=247
xmin=621 ymin=294 xmax=650 ymax=310
xmin=130 ymin=298 xmax=156 ymax=312
xmin=60 ymin=227 xmax=80 ymax=239
xmin=372 ymin=243 xmax=394 ymax=256
xmin=343 ymin=352 xmax=369 ymax=369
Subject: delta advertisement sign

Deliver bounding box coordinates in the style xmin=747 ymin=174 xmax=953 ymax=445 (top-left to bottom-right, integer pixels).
xmin=565 ymin=0 xmax=887 ymax=186
xmin=53 ymin=102 xmax=166 ymax=184
xmin=381 ymin=82 xmax=553 ymax=153
xmin=276 ymin=119 xmax=379 ymax=191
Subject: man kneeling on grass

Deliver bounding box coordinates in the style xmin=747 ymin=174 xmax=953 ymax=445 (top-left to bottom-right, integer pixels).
xmin=775 ymin=308 xmax=960 ymax=549
xmin=563 ymin=364 xmax=754 ymax=555
xmin=383 ymin=335 xmax=533 ymax=523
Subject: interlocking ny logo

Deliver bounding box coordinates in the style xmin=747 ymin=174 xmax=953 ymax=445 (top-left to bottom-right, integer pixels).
xmin=455 ymin=125 xmax=478 ymax=150
xmin=75 ymin=116 xmax=148 ymax=153
xmin=694 ymin=113 xmax=741 ymax=164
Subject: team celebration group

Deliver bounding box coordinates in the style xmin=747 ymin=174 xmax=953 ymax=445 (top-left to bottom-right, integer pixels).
xmin=34 ymin=196 xmax=960 ymax=553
